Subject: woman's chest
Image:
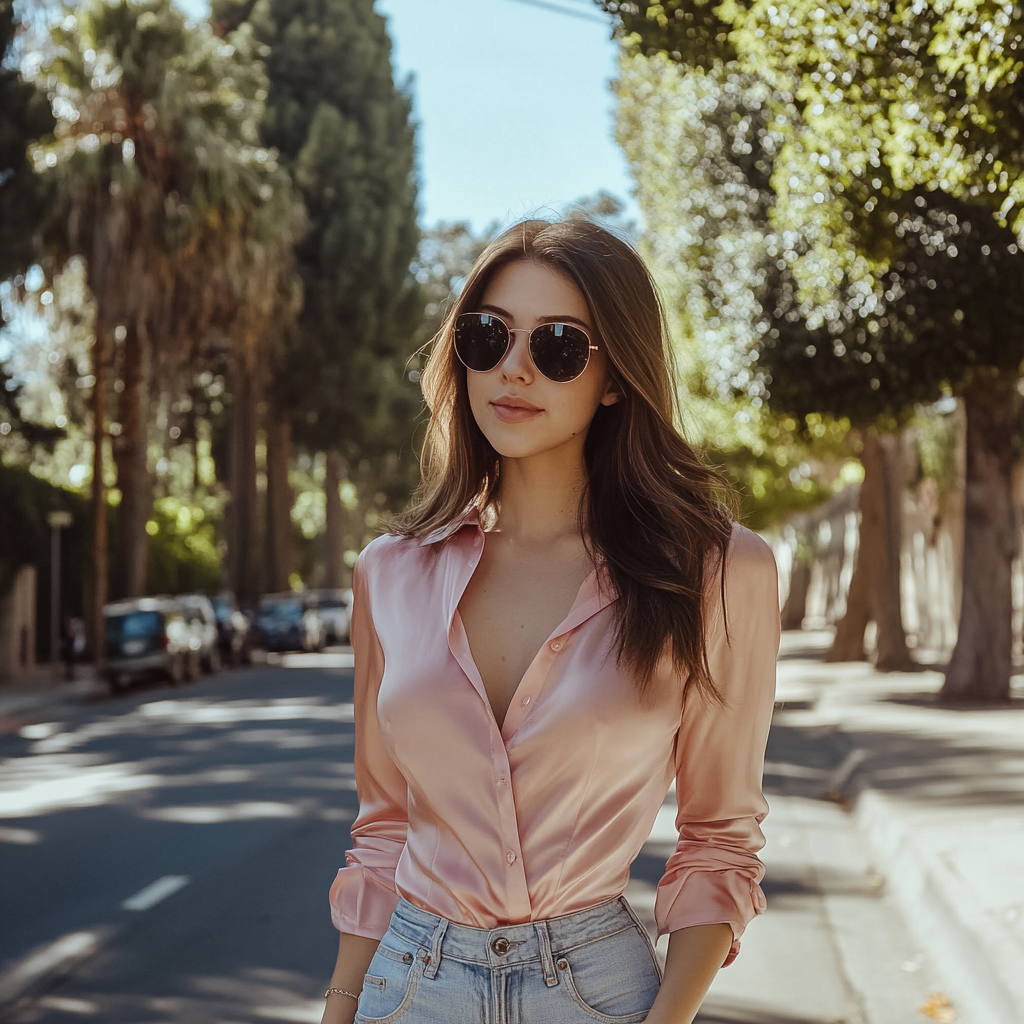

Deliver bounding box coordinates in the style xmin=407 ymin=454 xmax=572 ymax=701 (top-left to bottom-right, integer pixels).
xmin=457 ymin=547 xmax=592 ymax=728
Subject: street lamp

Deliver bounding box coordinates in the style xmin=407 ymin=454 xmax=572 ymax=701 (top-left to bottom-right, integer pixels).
xmin=46 ymin=510 xmax=73 ymax=672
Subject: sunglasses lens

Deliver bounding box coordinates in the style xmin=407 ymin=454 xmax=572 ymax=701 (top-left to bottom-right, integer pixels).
xmin=530 ymin=323 xmax=592 ymax=382
xmin=454 ymin=313 xmax=509 ymax=372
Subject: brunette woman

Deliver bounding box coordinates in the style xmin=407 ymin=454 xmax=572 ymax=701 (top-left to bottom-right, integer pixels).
xmin=321 ymin=219 xmax=779 ymax=1024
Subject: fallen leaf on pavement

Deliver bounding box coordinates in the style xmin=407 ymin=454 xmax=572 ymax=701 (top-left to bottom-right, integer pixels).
xmin=920 ymin=993 xmax=957 ymax=1022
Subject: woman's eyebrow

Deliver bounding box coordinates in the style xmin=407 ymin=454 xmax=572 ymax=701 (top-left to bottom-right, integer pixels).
xmin=479 ymin=303 xmax=513 ymax=319
xmin=479 ymin=304 xmax=594 ymax=332
xmin=538 ymin=314 xmax=593 ymax=330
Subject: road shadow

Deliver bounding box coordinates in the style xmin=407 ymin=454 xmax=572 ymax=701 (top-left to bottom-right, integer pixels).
xmin=697 ymin=1004 xmax=836 ymax=1024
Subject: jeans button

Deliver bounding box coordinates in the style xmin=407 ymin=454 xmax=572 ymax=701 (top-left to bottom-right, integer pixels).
xmin=491 ymin=936 xmax=510 ymax=955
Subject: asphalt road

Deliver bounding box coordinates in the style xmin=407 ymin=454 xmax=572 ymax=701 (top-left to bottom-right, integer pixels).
xmin=1 ymin=656 xmax=938 ymax=1024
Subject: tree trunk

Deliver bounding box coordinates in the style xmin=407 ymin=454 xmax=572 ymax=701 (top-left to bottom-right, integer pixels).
xmin=265 ymin=405 xmax=294 ymax=593
xmin=324 ymin=450 xmax=345 ymax=589
xmin=90 ymin=320 xmax=108 ymax=665
xmin=942 ymin=373 xmax=1016 ymax=701
xmin=113 ymin=321 xmax=151 ymax=598
xmin=781 ymin=556 xmax=811 ymax=630
xmin=873 ymin=432 xmax=914 ymax=671
xmin=827 ymin=431 xmax=913 ymax=667
xmin=228 ymin=360 xmax=261 ymax=607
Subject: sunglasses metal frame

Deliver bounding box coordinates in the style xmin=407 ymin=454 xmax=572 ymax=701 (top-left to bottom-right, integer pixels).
xmin=454 ymin=312 xmax=598 ymax=383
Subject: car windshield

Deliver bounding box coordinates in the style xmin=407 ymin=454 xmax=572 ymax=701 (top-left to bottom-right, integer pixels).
xmin=107 ymin=611 xmax=162 ymax=641
xmin=261 ymin=600 xmax=303 ymax=622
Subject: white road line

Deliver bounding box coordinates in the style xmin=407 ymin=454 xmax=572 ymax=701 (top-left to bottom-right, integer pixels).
xmin=121 ymin=874 xmax=191 ymax=912
xmin=0 ymin=930 xmax=103 ymax=1003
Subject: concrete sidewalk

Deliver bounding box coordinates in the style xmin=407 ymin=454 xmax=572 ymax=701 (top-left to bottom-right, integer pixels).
xmin=0 ymin=667 xmax=104 ymax=733
xmin=776 ymin=631 xmax=1024 ymax=1024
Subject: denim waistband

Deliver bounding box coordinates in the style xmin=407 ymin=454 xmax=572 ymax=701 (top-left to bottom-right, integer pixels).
xmin=387 ymin=895 xmax=646 ymax=976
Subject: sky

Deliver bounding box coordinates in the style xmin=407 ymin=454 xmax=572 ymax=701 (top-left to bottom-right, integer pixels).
xmin=375 ymin=0 xmax=639 ymax=233
xmin=167 ymin=0 xmax=638 ymax=232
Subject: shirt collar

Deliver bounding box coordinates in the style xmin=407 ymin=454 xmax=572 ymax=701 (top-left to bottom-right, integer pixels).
xmin=419 ymin=505 xmax=482 ymax=546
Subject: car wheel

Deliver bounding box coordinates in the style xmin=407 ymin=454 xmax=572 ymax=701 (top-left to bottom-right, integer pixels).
xmin=107 ymin=673 xmax=125 ymax=694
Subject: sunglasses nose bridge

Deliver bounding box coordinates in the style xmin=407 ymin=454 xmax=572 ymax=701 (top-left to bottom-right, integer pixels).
xmin=501 ymin=327 xmax=534 ymax=377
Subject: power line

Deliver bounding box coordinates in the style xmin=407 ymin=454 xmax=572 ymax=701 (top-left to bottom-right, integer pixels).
xmin=497 ymin=0 xmax=610 ymax=25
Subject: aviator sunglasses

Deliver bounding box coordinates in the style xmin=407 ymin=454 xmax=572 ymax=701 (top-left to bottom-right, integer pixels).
xmin=454 ymin=312 xmax=598 ymax=383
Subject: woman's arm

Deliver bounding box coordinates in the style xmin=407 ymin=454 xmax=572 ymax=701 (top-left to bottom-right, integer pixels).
xmin=642 ymin=923 xmax=733 ymax=1024
xmin=325 ymin=550 xmax=409 ymax=1018
xmin=651 ymin=528 xmax=780 ymax=1016
xmin=320 ymin=933 xmax=381 ymax=1024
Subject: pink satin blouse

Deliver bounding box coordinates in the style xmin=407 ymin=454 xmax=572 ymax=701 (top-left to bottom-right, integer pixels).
xmin=329 ymin=510 xmax=780 ymax=966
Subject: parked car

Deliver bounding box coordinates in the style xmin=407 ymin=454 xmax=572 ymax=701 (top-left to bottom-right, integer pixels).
xmin=177 ymin=593 xmax=220 ymax=673
xmin=210 ymin=591 xmax=251 ymax=665
xmin=308 ymin=589 xmax=351 ymax=645
xmin=102 ymin=597 xmax=200 ymax=692
xmin=252 ymin=593 xmax=323 ymax=653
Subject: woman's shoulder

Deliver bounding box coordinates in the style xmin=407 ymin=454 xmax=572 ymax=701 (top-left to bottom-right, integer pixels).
xmin=726 ymin=522 xmax=778 ymax=576
xmin=355 ymin=531 xmax=423 ymax=578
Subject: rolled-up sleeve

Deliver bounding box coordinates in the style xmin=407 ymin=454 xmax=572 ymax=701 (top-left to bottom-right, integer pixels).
xmin=328 ymin=551 xmax=409 ymax=940
xmin=654 ymin=527 xmax=780 ymax=966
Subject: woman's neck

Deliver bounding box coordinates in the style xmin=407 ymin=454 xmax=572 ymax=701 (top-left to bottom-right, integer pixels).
xmin=493 ymin=448 xmax=588 ymax=547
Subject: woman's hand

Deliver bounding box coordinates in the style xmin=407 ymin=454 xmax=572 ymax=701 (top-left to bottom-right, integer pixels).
xmin=642 ymin=923 xmax=733 ymax=1024
xmin=320 ymin=932 xmax=381 ymax=1024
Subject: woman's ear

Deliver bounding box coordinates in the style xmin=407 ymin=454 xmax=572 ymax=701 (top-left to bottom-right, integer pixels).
xmin=600 ymin=380 xmax=622 ymax=406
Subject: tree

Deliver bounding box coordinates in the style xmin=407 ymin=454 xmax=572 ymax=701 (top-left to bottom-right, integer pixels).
xmin=213 ymin=0 xmax=421 ymax=589
xmin=615 ymin=48 xmax=915 ymax=667
xmin=36 ymin=0 xmax=299 ymax=627
xmin=0 ymin=0 xmax=53 ymax=282
xmin=606 ymin=0 xmax=1024 ymax=698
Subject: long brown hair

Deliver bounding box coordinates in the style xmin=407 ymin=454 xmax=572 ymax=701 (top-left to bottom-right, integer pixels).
xmin=395 ymin=219 xmax=736 ymax=700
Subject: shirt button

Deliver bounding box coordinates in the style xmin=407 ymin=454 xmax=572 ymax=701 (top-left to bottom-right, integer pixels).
xmin=520 ymin=696 xmax=530 ymax=707
xmin=550 ymin=641 xmax=562 ymax=651
xmin=506 ymin=851 xmax=517 ymax=865
xmin=498 ymin=774 xmax=507 ymax=786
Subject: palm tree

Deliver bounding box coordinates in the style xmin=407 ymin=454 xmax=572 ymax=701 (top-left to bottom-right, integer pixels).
xmin=37 ymin=0 xmax=300 ymax=642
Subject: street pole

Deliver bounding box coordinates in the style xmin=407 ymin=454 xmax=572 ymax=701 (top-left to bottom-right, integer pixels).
xmin=46 ymin=510 xmax=73 ymax=672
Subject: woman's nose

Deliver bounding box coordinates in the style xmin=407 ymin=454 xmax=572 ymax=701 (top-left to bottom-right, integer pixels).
xmin=500 ymin=331 xmax=533 ymax=382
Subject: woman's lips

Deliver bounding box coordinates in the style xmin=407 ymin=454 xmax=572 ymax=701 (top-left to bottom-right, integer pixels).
xmin=491 ymin=397 xmax=542 ymax=423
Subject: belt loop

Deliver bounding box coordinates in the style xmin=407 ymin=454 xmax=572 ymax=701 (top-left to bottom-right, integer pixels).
xmin=423 ymin=917 xmax=448 ymax=980
xmin=534 ymin=921 xmax=559 ymax=988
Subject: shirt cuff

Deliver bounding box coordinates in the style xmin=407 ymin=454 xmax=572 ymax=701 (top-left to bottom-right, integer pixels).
xmin=654 ymin=851 xmax=767 ymax=967
xmin=329 ymin=863 xmax=401 ymax=940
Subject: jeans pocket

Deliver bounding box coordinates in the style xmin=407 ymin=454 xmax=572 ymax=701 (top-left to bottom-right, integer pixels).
xmin=353 ymin=932 xmax=423 ymax=1023
xmin=557 ymin=926 xmax=660 ymax=1023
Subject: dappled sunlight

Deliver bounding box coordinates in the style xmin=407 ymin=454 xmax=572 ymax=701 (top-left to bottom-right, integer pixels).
xmin=139 ymin=698 xmax=354 ymax=726
xmin=0 ymin=756 xmax=162 ymax=817
xmin=272 ymin=652 xmax=354 ymax=670
xmin=0 ymin=826 xmax=42 ymax=844
xmin=143 ymin=801 xmax=302 ymax=824
xmin=35 ymin=995 xmax=99 ymax=1015
xmin=0 ymin=688 xmax=356 ymax=823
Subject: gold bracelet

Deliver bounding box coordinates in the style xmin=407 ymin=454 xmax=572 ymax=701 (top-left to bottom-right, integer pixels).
xmin=324 ymin=987 xmax=359 ymax=1001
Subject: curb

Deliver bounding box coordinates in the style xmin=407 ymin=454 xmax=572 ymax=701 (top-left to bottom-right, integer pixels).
xmin=852 ymin=786 xmax=1023 ymax=1024
xmin=0 ymin=925 xmax=117 ymax=1021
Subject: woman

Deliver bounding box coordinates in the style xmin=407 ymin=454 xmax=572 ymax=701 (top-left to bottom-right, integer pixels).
xmin=322 ymin=219 xmax=779 ymax=1024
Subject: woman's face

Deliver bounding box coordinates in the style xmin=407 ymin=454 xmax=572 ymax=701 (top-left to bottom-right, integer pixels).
xmin=465 ymin=260 xmax=619 ymax=461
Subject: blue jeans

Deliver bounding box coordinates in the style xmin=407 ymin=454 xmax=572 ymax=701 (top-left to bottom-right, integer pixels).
xmin=354 ymin=895 xmax=663 ymax=1024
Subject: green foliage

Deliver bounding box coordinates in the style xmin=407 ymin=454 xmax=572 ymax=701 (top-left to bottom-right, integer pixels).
xmin=608 ymin=0 xmax=1024 ymax=420
xmin=0 ymin=0 xmax=54 ymax=281
xmin=223 ymin=0 xmax=422 ymax=472
xmin=144 ymin=495 xmax=221 ymax=594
